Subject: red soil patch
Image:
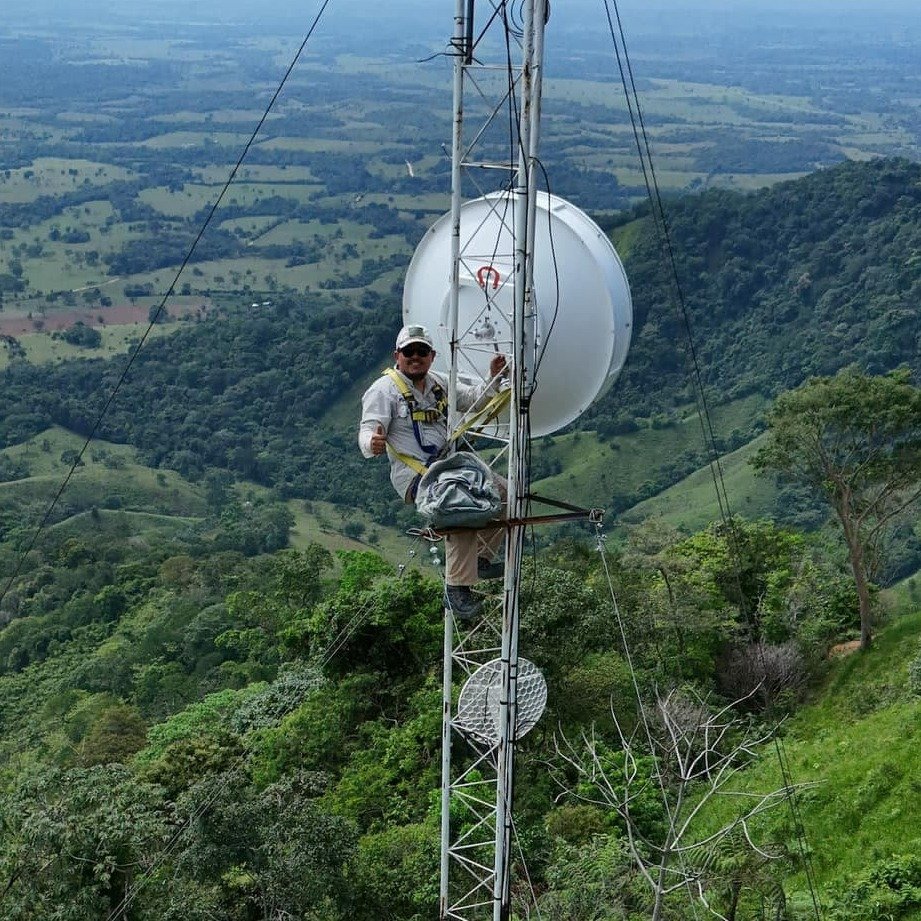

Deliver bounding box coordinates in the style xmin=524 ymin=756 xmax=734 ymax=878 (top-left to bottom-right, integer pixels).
xmin=0 ymin=302 xmax=211 ymax=336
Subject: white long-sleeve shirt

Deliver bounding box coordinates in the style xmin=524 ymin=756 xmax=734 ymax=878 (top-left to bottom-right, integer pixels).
xmin=359 ymin=368 xmax=495 ymax=500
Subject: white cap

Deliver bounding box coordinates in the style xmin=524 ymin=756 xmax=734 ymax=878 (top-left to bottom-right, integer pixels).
xmin=395 ymin=324 xmax=434 ymax=351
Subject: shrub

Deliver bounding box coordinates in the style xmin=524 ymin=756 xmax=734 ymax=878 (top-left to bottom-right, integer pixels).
xmin=829 ymin=852 xmax=921 ymax=920
xmin=61 ymin=321 xmax=101 ymax=347
xmin=908 ymin=647 xmax=921 ymax=696
xmin=717 ymin=641 xmax=809 ymax=710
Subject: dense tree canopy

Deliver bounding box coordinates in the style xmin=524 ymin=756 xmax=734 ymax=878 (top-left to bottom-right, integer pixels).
xmin=589 ymin=157 xmax=921 ymax=431
xmin=0 ymin=512 xmax=860 ymax=919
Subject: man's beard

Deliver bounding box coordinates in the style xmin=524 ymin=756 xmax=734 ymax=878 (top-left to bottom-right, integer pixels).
xmin=405 ymin=368 xmax=427 ymax=381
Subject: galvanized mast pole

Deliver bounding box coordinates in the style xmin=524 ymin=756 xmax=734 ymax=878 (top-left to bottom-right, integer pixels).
xmin=446 ymin=0 xmax=466 ymax=439
xmin=493 ymin=1 xmax=547 ymax=918
xmin=439 ymin=4 xmax=468 ymax=916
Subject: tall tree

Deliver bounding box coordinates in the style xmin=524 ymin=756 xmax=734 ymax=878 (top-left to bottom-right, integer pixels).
xmin=753 ymin=368 xmax=921 ymax=648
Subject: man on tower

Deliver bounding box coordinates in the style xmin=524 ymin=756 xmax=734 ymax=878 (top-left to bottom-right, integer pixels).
xmin=359 ymin=324 xmax=507 ymax=620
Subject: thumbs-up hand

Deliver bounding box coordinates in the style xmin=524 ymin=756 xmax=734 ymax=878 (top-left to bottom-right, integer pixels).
xmin=370 ymin=423 xmax=387 ymax=456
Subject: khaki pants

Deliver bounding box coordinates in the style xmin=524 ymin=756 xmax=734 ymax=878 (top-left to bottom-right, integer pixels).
xmin=444 ymin=520 xmax=505 ymax=585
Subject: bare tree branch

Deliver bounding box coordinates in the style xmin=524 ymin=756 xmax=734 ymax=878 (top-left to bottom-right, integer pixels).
xmin=553 ymin=689 xmax=799 ymax=920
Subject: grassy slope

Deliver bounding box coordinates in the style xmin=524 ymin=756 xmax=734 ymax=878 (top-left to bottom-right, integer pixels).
xmin=530 ymin=393 xmax=769 ymax=513
xmin=618 ymin=434 xmax=780 ymax=533
xmin=0 ymin=428 xmax=206 ymax=520
xmin=0 ymin=427 xmax=424 ymax=567
xmin=702 ymin=598 xmax=921 ymax=914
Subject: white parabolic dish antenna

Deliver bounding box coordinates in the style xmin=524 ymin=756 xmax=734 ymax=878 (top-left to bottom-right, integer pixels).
xmin=403 ymin=191 xmax=632 ymax=437
xmin=456 ymin=658 xmax=547 ymax=746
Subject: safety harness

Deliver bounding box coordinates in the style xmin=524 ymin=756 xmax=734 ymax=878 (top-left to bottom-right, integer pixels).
xmin=381 ymin=366 xmax=512 ymax=478
xmin=382 ymin=367 xmax=448 ymax=476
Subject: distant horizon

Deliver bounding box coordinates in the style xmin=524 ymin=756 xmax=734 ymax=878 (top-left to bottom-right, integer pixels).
xmin=3 ymin=0 xmax=919 ymax=71
xmin=2 ymin=0 xmax=918 ymax=27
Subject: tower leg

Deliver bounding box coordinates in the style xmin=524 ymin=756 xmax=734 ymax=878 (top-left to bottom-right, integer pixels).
xmin=439 ymin=608 xmax=454 ymax=919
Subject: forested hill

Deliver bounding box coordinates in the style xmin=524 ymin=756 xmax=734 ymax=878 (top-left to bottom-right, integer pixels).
xmin=3 ymin=158 xmax=921 ymax=921
xmin=0 ymin=299 xmax=399 ymax=519
xmin=0 ymin=157 xmax=919 ymax=514
xmin=588 ymin=156 xmax=921 ymax=432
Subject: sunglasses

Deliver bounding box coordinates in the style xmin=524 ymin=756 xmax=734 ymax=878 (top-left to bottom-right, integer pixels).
xmin=400 ymin=344 xmax=432 ymax=358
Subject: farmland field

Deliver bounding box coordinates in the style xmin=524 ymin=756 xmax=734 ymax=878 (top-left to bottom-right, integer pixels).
xmin=1 ymin=1 xmax=917 ymax=328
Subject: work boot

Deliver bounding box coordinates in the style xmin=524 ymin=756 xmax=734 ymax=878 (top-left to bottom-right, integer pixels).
xmin=444 ymin=584 xmax=482 ymax=622
xmin=477 ymin=556 xmax=505 ymax=580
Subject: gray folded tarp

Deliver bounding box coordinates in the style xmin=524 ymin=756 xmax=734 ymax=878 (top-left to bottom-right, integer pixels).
xmin=416 ymin=453 xmax=502 ymax=529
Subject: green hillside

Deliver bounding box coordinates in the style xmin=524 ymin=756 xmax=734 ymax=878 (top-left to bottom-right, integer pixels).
xmin=1 ymin=159 xmax=920 ymax=524
xmin=2 ymin=159 xmax=921 ymax=919
xmin=702 ymin=597 xmax=921 ymax=919
xmin=587 ymin=157 xmax=921 ymax=432
xmin=2 ymin=482 xmax=916 ymax=918
xmin=3 ymin=1 xmax=921 ymax=911
xmin=618 ymin=434 xmax=779 ymax=533
xmin=0 ymin=426 xmax=423 ymax=571
xmin=531 ymin=393 xmax=769 ymax=513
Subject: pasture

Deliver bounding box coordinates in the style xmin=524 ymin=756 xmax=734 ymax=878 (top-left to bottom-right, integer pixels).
xmin=618 ymin=435 xmax=780 ymax=534
xmin=0 ymin=321 xmax=184 ymax=372
xmin=532 ymin=393 xmax=770 ymax=514
xmin=0 ymin=426 xmax=422 ymax=568
xmin=138 ymin=181 xmax=323 ymax=218
xmin=0 ymin=159 xmax=135 ymax=204
xmin=2 ymin=11 xmax=919 ymax=378
xmin=196 ymin=165 xmax=319 ymax=184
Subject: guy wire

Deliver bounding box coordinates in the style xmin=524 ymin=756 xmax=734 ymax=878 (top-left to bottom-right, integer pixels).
xmin=601 ymin=0 xmax=823 ymax=916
